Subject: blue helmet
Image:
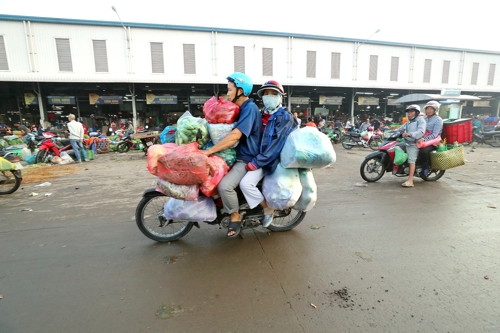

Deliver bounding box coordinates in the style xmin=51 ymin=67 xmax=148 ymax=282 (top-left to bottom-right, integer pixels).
xmin=227 ymin=72 xmax=253 ymax=96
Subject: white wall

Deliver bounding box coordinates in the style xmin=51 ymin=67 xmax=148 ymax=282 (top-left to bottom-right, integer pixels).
xmin=0 ymin=18 xmax=499 ymax=93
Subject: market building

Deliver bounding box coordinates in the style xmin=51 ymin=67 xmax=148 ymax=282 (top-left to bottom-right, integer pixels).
xmin=1 ymin=14 xmax=499 ymax=132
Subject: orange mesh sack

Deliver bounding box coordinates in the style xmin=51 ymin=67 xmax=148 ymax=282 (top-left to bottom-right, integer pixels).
xmin=200 ymin=155 xmax=229 ymax=197
xmin=147 ymin=143 xmax=178 ymax=176
xmin=157 ymin=142 xmax=209 ymax=185
xmin=203 ymin=96 xmax=240 ymax=124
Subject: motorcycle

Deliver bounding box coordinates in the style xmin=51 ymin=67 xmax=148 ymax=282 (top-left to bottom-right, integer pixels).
xmin=135 ymin=186 xmax=307 ymax=241
xmin=0 ymin=155 xmax=23 ymax=195
xmin=326 ymin=127 xmax=342 ymax=144
xmin=341 ymin=129 xmax=383 ymax=151
xmin=116 ymin=133 xmax=135 ymax=153
xmin=471 ymin=127 xmax=500 ymax=147
xmin=359 ymin=130 xmax=445 ymax=183
xmin=35 ymin=132 xmax=75 ymax=163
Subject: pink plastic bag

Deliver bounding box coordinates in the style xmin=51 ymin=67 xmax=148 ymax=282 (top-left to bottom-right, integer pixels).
xmin=200 ymin=155 xmax=229 ymax=197
xmin=157 ymin=142 xmax=209 ymax=185
xmin=416 ymin=135 xmax=441 ymax=148
xmin=147 ymin=143 xmax=177 ymax=176
xmin=203 ymin=96 xmax=240 ymax=124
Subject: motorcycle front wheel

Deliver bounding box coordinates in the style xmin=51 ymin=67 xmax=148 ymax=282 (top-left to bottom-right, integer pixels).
xmin=341 ymin=136 xmax=354 ymax=150
xmin=369 ymin=138 xmax=382 ymax=151
xmin=135 ymin=195 xmax=194 ymax=242
xmin=35 ymin=149 xmax=51 ymax=164
xmin=360 ymin=157 xmax=385 ymax=182
xmin=267 ymin=209 xmax=306 ymax=232
xmin=0 ymin=170 xmax=22 ymax=195
xmin=117 ymin=142 xmax=131 ymax=153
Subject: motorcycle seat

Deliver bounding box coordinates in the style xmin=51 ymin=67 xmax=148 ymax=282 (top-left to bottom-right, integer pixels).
xmin=345 ymin=131 xmax=360 ymax=137
xmin=58 ymin=139 xmax=72 ymax=146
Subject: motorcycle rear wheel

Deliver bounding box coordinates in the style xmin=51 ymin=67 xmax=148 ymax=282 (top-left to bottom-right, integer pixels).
xmin=136 ymin=195 xmax=194 ymax=242
xmin=0 ymin=170 xmax=22 ymax=195
xmin=267 ymin=209 xmax=306 ymax=232
xmin=341 ymin=136 xmax=354 ymax=150
xmin=360 ymin=157 xmax=385 ymax=182
xmin=117 ymin=142 xmax=131 ymax=153
xmin=421 ymin=169 xmax=445 ymax=181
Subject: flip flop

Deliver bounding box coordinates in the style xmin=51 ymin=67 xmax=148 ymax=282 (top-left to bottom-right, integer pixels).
xmin=401 ymin=181 xmax=414 ymax=187
xmin=227 ymin=221 xmax=242 ymax=238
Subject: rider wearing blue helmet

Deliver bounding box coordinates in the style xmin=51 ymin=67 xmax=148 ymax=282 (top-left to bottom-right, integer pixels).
xmin=203 ymin=72 xmax=262 ymax=238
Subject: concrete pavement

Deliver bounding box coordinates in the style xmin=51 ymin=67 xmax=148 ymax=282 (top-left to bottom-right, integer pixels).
xmin=1 ymin=145 xmax=499 ymax=332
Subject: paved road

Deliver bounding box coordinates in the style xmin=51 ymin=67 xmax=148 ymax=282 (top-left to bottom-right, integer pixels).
xmin=1 ymin=145 xmax=499 ymax=333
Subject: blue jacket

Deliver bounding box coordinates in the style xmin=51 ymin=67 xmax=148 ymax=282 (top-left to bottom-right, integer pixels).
xmin=251 ymin=107 xmax=297 ymax=175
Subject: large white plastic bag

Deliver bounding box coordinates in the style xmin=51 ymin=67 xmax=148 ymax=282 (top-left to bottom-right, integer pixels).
xmin=280 ymin=127 xmax=336 ymax=169
xmin=164 ymin=196 xmax=216 ymax=222
xmin=156 ymin=178 xmax=199 ymax=201
xmin=293 ymin=168 xmax=317 ymax=212
xmin=207 ymin=123 xmax=238 ymax=148
xmin=262 ymin=163 xmax=302 ymax=210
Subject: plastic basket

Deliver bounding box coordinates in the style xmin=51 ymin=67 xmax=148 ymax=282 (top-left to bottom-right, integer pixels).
xmin=430 ymin=146 xmax=465 ymax=170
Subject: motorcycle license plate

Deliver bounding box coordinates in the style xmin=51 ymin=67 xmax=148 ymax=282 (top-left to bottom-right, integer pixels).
xmin=146 ymin=141 xmax=153 ymax=147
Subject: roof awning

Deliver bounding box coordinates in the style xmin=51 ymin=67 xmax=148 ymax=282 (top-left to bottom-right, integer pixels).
xmin=395 ymin=93 xmax=481 ymax=104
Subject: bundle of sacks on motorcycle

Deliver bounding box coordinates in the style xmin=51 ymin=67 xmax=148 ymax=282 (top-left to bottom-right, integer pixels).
xmin=146 ymin=97 xmax=336 ymax=221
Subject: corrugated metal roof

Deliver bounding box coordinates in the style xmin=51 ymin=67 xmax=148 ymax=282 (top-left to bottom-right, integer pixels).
xmin=1 ymin=14 xmax=500 ymax=55
xmin=395 ymin=93 xmax=481 ymax=103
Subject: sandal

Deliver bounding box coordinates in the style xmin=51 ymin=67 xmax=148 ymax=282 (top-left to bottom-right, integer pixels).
xmin=401 ymin=181 xmax=414 ymax=187
xmin=227 ymin=221 xmax=242 ymax=238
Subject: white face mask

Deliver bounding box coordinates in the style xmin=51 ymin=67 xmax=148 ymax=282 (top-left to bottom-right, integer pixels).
xmin=262 ymin=94 xmax=282 ymax=113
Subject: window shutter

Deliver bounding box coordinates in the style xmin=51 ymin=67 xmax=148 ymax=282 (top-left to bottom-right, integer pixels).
xmin=150 ymin=42 xmax=164 ymax=74
xmin=471 ymin=62 xmax=479 ymax=85
xmin=423 ymin=59 xmax=432 ymax=83
xmin=487 ymin=64 xmax=496 ymax=85
xmin=183 ymin=44 xmax=196 ymax=74
xmin=92 ymin=40 xmax=108 ymax=72
xmin=369 ymin=55 xmax=378 ymax=80
xmin=442 ymin=60 xmax=450 ymax=84
xmin=390 ymin=56 xmax=399 ymax=81
xmin=0 ymin=36 xmax=9 ymax=71
xmin=262 ymin=48 xmax=273 ymax=76
xmin=331 ymin=52 xmax=340 ymax=79
xmin=55 ymin=38 xmax=73 ymax=72
xmin=307 ymin=51 xmax=316 ymax=78
xmin=234 ymin=46 xmax=245 ymax=73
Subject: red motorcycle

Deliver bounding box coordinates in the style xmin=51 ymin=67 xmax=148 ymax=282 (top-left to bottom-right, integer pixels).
xmin=35 ymin=132 xmax=75 ymax=164
xmin=359 ymin=130 xmax=445 ymax=182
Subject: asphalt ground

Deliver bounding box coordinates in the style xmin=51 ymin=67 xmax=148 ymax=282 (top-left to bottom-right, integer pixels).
xmin=1 ymin=144 xmax=499 ymax=333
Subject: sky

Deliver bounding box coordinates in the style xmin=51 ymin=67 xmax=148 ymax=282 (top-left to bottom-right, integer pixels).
xmin=1 ymin=0 xmax=499 ymax=52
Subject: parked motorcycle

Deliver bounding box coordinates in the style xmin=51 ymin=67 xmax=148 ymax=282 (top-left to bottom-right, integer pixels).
xmin=359 ymin=130 xmax=445 ymax=183
xmin=0 ymin=155 xmax=22 ymax=195
xmin=471 ymin=127 xmax=500 ymax=147
xmin=135 ymin=186 xmax=307 ymax=241
xmin=35 ymin=132 xmax=75 ymax=163
xmin=342 ymin=129 xmax=382 ymax=151
xmin=116 ymin=133 xmax=135 ymax=153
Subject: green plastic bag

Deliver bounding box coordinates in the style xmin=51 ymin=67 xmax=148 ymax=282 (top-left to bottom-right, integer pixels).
xmin=394 ymin=146 xmax=408 ymax=165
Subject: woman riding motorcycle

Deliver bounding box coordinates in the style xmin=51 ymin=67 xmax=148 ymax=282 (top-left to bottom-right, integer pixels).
xmin=395 ymin=105 xmax=426 ymax=187
xmin=243 ymin=80 xmax=297 ymax=229
xmin=417 ymin=101 xmax=443 ymax=177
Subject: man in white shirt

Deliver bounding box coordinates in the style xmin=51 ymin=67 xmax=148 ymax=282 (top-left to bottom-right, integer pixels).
xmin=293 ymin=112 xmax=301 ymax=128
xmin=345 ymin=119 xmax=353 ymax=131
xmin=67 ymin=114 xmax=88 ymax=163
